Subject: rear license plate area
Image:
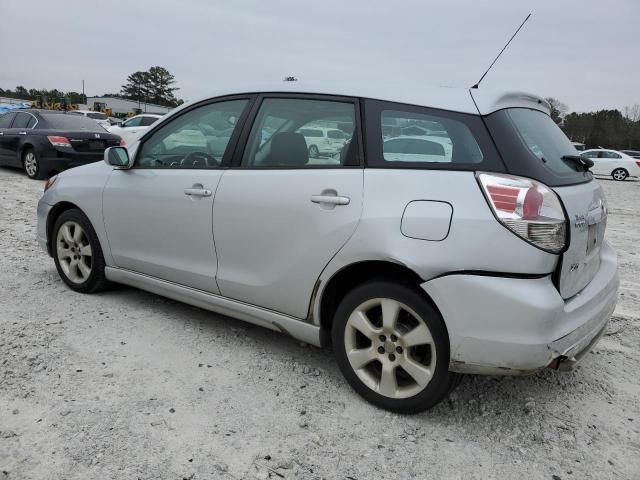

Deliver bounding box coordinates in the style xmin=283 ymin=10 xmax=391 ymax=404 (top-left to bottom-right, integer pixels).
xmin=89 ymin=140 xmax=105 ymax=151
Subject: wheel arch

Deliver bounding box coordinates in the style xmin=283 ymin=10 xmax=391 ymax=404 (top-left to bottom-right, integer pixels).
xmin=316 ymin=260 xmax=442 ymax=347
xmin=46 ymin=201 xmax=82 ymax=256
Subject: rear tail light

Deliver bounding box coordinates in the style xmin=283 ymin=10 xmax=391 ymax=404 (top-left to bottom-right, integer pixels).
xmin=635 ymin=161 xmax=640 ymax=169
xmin=477 ymin=173 xmax=567 ymax=253
xmin=119 ymin=138 xmax=126 ymax=146
xmin=47 ymin=136 xmax=71 ymax=147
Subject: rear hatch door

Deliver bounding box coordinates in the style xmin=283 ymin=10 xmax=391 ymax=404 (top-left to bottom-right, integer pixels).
xmin=553 ymin=180 xmax=607 ymax=298
xmin=481 ymin=104 xmax=607 ymax=299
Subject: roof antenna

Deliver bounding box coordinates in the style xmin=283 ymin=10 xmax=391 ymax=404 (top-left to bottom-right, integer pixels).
xmin=471 ymin=13 xmax=532 ymax=89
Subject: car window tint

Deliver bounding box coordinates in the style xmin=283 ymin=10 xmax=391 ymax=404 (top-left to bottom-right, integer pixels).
xmin=581 ymin=151 xmax=599 ymax=158
xmin=0 ymin=113 xmax=15 ymax=128
xmin=136 ymin=99 xmax=248 ymax=169
xmin=26 ymin=115 xmax=36 ymax=128
xmin=506 ymin=109 xmax=580 ymax=174
xmin=140 ymin=116 xmax=158 ymax=127
xmin=380 ymin=110 xmax=473 ymax=164
xmin=242 ymin=98 xmax=357 ymax=168
xmin=12 ymin=113 xmax=31 ymax=129
xmin=87 ymin=112 xmax=108 ymax=120
xmin=123 ymin=117 xmax=143 ymax=127
xmin=606 ymin=151 xmax=622 ymax=159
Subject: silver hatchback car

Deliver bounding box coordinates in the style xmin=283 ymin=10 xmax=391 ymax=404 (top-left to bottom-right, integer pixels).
xmin=37 ymin=83 xmax=619 ymax=413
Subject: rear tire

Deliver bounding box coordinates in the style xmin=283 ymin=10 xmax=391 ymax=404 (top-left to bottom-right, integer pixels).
xmin=332 ymin=281 xmax=459 ymax=414
xmin=23 ymin=148 xmax=44 ymax=180
xmin=611 ymin=168 xmax=628 ymax=181
xmin=308 ymin=145 xmax=319 ymax=158
xmin=52 ymin=209 xmax=109 ymax=293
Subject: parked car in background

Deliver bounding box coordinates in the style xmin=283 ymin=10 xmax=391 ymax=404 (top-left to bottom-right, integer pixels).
xmin=107 ymin=113 xmax=162 ymax=145
xmin=37 ymin=85 xmax=618 ymax=413
xmin=0 ymin=110 xmax=122 ymax=179
xmin=620 ymin=149 xmax=640 ymax=159
xmin=68 ymin=110 xmax=111 ymax=130
xmin=580 ymin=148 xmax=640 ymax=181
xmin=383 ymin=135 xmax=454 ymax=162
xmin=297 ymin=126 xmax=348 ymax=158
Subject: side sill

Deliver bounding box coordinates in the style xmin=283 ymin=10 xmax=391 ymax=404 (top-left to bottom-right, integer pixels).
xmin=105 ymin=267 xmax=322 ymax=347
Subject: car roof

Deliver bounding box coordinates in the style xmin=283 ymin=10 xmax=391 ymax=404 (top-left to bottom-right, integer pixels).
xmin=169 ymin=82 xmax=550 ymax=117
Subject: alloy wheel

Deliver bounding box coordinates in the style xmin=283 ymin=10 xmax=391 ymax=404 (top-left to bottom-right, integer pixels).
xmin=24 ymin=152 xmax=38 ymax=177
xmin=56 ymin=221 xmax=93 ymax=284
xmin=612 ymin=168 xmax=627 ymax=181
xmin=343 ymin=298 xmax=436 ymax=399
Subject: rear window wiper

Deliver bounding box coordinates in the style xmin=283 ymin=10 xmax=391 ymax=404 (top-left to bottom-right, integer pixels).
xmin=561 ymin=154 xmax=593 ymax=171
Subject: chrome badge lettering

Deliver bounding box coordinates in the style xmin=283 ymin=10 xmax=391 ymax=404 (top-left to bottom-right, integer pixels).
xmin=574 ymin=214 xmax=587 ymax=231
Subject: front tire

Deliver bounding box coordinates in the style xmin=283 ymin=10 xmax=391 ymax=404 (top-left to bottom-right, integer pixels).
xmin=332 ymin=281 xmax=459 ymax=414
xmin=23 ymin=148 xmax=44 ymax=180
xmin=612 ymin=168 xmax=628 ymax=181
xmin=52 ymin=209 xmax=109 ymax=293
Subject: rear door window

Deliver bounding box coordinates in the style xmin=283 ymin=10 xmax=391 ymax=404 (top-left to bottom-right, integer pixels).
xmin=364 ymin=99 xmax=500 ymax=170
xmin=12 ymin=113 xmax=31 ymax=129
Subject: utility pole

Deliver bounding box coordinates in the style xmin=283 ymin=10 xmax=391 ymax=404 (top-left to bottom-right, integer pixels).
xmin=82 ymin=80 xmax=85 ymax=104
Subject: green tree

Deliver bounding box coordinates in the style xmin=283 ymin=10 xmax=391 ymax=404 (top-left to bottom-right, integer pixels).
xmin=120 ymin=66 xmax=181 ymax=107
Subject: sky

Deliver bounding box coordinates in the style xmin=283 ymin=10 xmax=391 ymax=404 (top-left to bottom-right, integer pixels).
xmin=0 ymin=0 xmax=638 ymax=113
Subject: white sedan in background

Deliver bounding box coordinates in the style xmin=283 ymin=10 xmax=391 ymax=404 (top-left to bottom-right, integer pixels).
xmin=580 ymin=149 xmax=640 ymax=181
xmin=107 ymin=114 xmax=163 ymax=145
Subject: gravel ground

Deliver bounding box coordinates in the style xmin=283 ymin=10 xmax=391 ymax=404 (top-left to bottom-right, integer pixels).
xmin=0 ymin=166 xmax=638 ymax=480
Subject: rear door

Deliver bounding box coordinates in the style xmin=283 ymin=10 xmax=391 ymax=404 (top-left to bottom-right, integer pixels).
xmin=102 ymin=96 xmax=252 ymax=293
xmin=213 ymin=95 xmax=364 ymax=318
xmin=0 ymin=112 xmax=16 ymax=163
xmin=2 ymin=112 xmax=32 ymax=166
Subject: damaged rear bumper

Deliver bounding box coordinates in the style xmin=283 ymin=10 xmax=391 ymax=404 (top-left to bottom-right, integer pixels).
xmin=421 ymin=241 xmax=619 ymax=375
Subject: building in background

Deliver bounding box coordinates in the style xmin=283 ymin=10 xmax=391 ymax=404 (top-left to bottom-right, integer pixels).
xmin=80 ymin=96 xmax=172 ymax=117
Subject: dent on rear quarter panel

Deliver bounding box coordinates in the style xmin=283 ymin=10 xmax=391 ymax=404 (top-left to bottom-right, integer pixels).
xmin=311 ymin=169 xmax=559 ymax=325
xmin=47 ymin=162 xmax=114 ymax=265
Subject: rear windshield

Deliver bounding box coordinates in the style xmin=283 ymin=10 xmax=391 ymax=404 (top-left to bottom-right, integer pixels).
xmin=484 ymin=108 xmax=591 ymax=186
xmin=87 ymin=112 xmax=108 ymax=120
xmin=41 ymin=113 xmax=105 ymax=131
xmin=506 ymin=109 xmax=580 ymax=175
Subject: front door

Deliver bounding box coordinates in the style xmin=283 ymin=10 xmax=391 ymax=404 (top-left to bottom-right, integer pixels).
xmin=213 ymin=95 xmax=364 ymax=318
xmin=102 ymin=97 xmax=251 ymax=293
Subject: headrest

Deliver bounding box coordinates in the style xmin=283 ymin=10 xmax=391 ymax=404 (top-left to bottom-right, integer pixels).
xmin=265 ymin=132 xmax=309 ymax=167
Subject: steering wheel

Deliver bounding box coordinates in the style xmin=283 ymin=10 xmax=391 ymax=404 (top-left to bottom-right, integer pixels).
xmin=180 ymin=151 xmax=219 ymax=168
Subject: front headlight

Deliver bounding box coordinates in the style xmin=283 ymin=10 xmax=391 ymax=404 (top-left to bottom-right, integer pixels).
xmin=44 ymin=175 xmax=58 ymax=192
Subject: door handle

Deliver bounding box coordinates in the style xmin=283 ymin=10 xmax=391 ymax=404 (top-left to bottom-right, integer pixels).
xmin=184 ymin=188 xmax=212 ymax=197
xmin=18 ymin=131 xmax=27 ymax=135
xmin=310 ymin=194 xmax=350 ymax=205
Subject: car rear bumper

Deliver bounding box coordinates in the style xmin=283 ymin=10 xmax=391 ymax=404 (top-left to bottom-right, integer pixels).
xmin=422 ymin=241 xmax=619 ymax=375
xmin=41 ymin=151 xmax=104 ymax=172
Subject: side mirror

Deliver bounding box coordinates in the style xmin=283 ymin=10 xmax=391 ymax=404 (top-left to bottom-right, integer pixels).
xmin=104 ymin=146 xmax=131 ymax=169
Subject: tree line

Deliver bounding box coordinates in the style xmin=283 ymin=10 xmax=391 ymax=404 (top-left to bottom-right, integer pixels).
xmin=547 ymin=97 xmax=640 ymax=150
xmin=1 ymin=66 xmax=184 ymax=109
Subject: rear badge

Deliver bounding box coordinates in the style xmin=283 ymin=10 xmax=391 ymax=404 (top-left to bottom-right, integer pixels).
xmin=94 ymin=133 xmax=101 ymax=139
